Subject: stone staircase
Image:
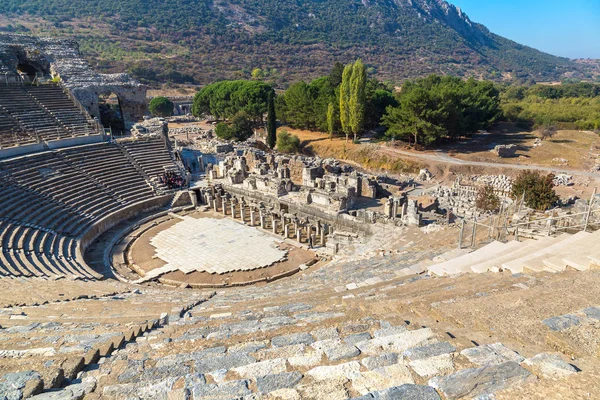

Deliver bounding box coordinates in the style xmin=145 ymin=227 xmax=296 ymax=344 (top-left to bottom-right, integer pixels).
xmin=0 ymin=238 xmax=592 ymax=399
xmin=426 ymin=230 xmax=600 ymax=276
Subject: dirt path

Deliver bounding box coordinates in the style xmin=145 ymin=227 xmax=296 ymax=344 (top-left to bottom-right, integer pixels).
xmin=379 ymin=146 xmax=600 ymax=179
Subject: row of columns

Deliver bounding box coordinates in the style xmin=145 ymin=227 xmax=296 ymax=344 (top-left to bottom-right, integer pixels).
xmin=201 ymin=189 xmax=331 ymax=247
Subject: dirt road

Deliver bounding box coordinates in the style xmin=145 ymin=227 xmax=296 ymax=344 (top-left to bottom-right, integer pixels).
xmin=379 ymin=146 xmax=600 ymax=179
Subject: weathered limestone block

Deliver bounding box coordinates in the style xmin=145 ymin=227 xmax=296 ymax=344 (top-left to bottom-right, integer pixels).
xmin=461 ymin=343 xmax=524 ymax=366
xmin=492 ymin=144 xmax=518 ymax=158
xmin=429 ymin=361 xmax=533 ymax=400
xmin=523 ymin=353 xmax=578 ymax=378
xmin=352 ymin=363 xmax=414 ymax=395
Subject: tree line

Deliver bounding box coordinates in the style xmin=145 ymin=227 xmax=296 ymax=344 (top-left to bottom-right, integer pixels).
xmin=190 ymin=63 xmax=600 ymax=149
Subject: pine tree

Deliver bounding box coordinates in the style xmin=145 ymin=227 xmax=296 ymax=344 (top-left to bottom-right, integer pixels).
xmin=349 ymin=59 xmax=366 ymax=142
xmin=327 ymin=102 xmax=335 ymax=140
xmin=339 ymin=63 xmax=353 ymax=142
xmin=266 ymin=91 xmax=276 ymax=149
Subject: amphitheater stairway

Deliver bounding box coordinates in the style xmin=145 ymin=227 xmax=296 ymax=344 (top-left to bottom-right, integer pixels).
xmin=24 ymin=85 xmax=97 ymax=137
xmin=0 ymin=140 xmax=183 ymax=280
xmin=119 ymin=139 xmax=181 ymax=192
xmin=0 ymin=285 xmax=213 ymax=399
xmin=18 ymin=276 xmax=576 ymax=400
xmin=426 ymin=230 xmax=600 ymax=276
xmin=0 ymin=110 xmax=36 ymax=148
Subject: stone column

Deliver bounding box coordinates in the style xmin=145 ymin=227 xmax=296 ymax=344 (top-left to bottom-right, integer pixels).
xmin=250 ymin=210 xmax=255 ymax=226
xmin=222 ymin=198 xmax=228 ymax=215
xmin=240 ymin=203 xmax=246 ymax=223
xmin=296 ymin=228 xmax=302 ymax=243
xmin=230 ymin=202 xmax=236 ymax=219
xmin=284 ymin=223 xmax=289 ymax=239
xmin=272 ymin=219 xmax=278 ymax=234
xmin=260 ymin=211 xmax=266 ymax=229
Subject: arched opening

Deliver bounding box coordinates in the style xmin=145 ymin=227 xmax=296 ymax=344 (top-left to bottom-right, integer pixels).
xmin=16 ymin=63 xmax=42 ymax=83
xmin=98 ymin=93 xmax=125 ymax=134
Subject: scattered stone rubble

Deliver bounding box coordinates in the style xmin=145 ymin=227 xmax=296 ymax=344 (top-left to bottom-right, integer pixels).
xmin=553 ymin=174 xmax=574 ymax=186
xmin=131 ymin=117 xmax=168 ymax=137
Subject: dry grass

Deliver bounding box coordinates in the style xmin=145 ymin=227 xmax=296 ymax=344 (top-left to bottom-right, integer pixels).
xmin=452 ymin=128 xmax=600 ymax=171
xmin=287 ymin=128 xmax=421 ymax=174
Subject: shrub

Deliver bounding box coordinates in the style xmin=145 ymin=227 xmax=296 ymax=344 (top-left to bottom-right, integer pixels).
xmin=511 ymin=170 xmax=558 ymax=211
xmin=476 ymin=184 xmax=500 ymax=212
xmin=214 ymin=112 xmax=254 ymax=142
xmin=148 ymin=96 xmax=174 ymax=117
xmin=276 ymin=130 xmax=300 ymax=153
xmin=215 ymin=122 xmax=233 ymax=140
xmin=539 ymin=124 xmax=557 ymax=141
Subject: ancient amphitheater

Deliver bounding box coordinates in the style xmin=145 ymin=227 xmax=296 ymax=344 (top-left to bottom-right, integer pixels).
xmin=1 ymin=33 xmax=600 ymax=400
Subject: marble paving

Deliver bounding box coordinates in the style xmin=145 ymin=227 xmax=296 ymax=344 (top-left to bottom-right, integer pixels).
xmin=141 ymin=216 xmax=286 ymax=280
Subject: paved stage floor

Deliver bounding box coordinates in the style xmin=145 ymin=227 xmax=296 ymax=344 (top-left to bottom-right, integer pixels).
xmin=139 ymin=216 xmax=287 ymax=280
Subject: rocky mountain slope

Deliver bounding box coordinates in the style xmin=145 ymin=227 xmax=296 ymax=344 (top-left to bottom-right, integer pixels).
xmin=0 ymin=0 xmax=596 ymax=85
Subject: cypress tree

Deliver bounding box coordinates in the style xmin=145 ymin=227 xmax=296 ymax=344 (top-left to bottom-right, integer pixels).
xmin=339 ymin=63 xmax=353 ymax=142
xmin=349 ymin=58 xmax=366 ymax=142
xmin=266 ymin=91 xmax=276 ymax=149
xmin=327 ymin=102 xmax=335 ymax=140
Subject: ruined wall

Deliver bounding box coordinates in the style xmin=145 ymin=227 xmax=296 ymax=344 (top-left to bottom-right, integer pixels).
xmin=71 ymin=84 xmax=147 ymax=128
xmin=0 ymin=34 xmax=148 ymax=127
xmin=287 ymin=157 xmax=305 ymax=186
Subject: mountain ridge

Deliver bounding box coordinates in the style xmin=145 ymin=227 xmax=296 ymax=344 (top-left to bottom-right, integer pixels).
xmin=0 ymin=0 xmax=597 ymax=85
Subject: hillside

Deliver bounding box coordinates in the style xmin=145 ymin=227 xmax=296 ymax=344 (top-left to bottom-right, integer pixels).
xmin=1 ymin=0 xmax=598 ymax=86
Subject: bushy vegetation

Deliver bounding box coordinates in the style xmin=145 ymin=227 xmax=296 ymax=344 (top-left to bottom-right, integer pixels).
xmin=148 ymin=96 xmax=174 ymax=117
xmin=511 ymin=171 xmax=559 ymax=211
xmin=276 ymin=63 xmax=395 ymax=136
xmin=2 ymin=0 xmax=596 ymax=84
xmin=501 ymin=82 xmax=600 ymax=130
xmin=276 ymin=130 xmax=300 ymax=154
xmin=192 ymin=81 xmax=273 ymax=122
xmin=476 ymin=185 xmax=500 ymax=212
xmin=214 ymin=112 xmax=254 ymax=142
xmin=382 ymin=75 xmax=501 ymax=146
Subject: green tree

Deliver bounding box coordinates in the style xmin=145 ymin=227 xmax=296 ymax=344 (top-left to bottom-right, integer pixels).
xmin=192 ymin=80 xmax=272 ymax=122
xmin=280 ymin=81 xmax=315 ymax=129
xmin=349 ymin=58 xmax=367 ymax=142
xmin=476 ymin=185 xmax=500 ymax=212
xmin=276 ymin=130 xmax=300 ymax=153
xmin=382 ymin=87 xmax=447 ymax=146
xmin=511 ymin=170 xmax=559 ymax=211
xmin=215 ymin=122 xmax=233 ymax=140
xmin=339 ymin=63 xmax=353 ymax=142
xmin=266 ymin=91 xmax=277 ymax=149
xmin=327 ymin=102 xmax=336 ymax=140
xmin=148 ymin=96 xmax=174 ymax=117
xmin=251 ymin=68 xmax=264 ymax=79
xmin=329 ymin=62 xmax=345 ymax=87
xmin=230 ymin=111 xmax=254 ymax=141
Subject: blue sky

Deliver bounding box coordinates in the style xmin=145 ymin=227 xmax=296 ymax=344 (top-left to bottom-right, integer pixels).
xmin=450 ymin=0 xmax=600 ymax=59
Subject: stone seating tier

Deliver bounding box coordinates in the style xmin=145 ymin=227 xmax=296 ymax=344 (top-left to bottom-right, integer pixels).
xmin=0 ymin=141 xmax=180 ymax=279
xmin=426 ymin=230 xmax=600 ymax=276
xmin=0 ymin=83 xmax=98 ymax=146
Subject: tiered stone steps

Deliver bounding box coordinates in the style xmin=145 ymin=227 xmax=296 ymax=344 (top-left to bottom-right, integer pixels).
xmin=0 ymin=83 xmax=97 ymax=147
xmin=0 ymin=286 xmax=212 ymax=398
xmin=119 ymin=138 xmax=180 ymax=192
xmin=427 ymin=230 xmax=600 ymax=276
xmin=0 ymin=142 xmax=180 ymax=279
